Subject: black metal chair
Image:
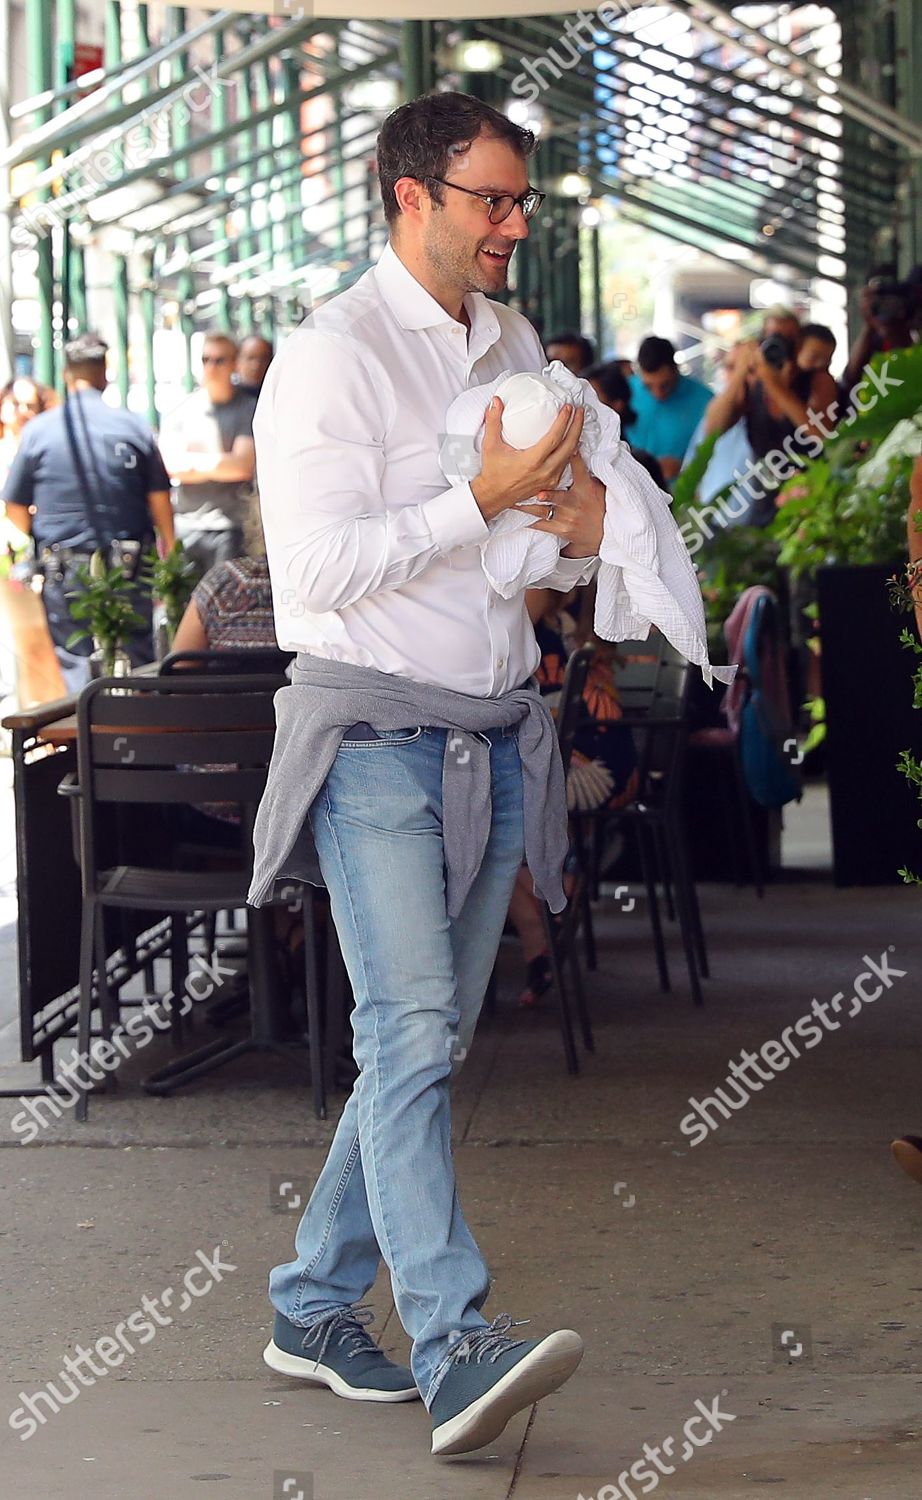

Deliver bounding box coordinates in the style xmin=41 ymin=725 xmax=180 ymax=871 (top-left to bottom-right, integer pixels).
xmin=160 ymin=647 xmax=293 ymax=677
xmin=542 ymin=643 xmax=596 ymax=1073
xmin=614 ymin=643 xmax=709 ymax=1007
xmin=64 ymin=674 xmax=326 ymax=1119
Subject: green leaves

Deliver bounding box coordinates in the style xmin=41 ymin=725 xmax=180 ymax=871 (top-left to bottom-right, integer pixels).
xmin=141 ymin=541 xmax=200 ymax=638
xmin=65 ymin=558 xmax=147 ymax=656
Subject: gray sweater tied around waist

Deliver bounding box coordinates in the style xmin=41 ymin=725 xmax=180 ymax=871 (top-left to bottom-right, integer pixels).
xmin=247 ymin=653 xmax=569 ymax=918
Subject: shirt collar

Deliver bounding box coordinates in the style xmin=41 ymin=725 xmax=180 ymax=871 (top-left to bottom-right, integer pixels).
xmin=374 ymin=240 xmax=500 ymax=353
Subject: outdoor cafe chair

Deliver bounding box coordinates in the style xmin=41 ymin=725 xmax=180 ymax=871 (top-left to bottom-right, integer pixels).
xmin=62 ymin=674 xmax=326 ymax=1121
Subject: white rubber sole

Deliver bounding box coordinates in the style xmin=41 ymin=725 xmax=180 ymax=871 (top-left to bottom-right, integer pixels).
xmin=430 ymin=1330 xmax=584 ymax=1456
xmin=263 ymin=1340 xmax=421 ymax=1403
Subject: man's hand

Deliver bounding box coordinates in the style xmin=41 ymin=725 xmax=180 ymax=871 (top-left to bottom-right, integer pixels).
xmin=520 ymin=449 xmax=605 ymax=558
xmin=470 ymin=400 xmax=585 ymax=521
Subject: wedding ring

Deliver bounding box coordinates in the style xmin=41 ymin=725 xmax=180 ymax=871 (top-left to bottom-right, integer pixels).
xmin=546 ymin=504 xmax=556 ymax=521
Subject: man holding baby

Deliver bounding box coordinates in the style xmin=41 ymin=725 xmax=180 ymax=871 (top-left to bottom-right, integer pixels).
xmin=253 ymin=91 xmax=605 ymax=1457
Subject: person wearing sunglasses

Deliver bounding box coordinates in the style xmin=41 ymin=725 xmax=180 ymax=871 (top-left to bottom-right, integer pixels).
xmin=253 ymin=92 xmax=605 ymax=1458
xmin=159 ymin=332 xmax=257 ymax=576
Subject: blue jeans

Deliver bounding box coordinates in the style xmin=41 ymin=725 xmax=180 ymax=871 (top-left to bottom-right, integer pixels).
xmin=268 ymin=724 xmax=525 ymax=1405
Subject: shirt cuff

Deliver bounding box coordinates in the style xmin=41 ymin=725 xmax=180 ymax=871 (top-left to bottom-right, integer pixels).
xmin=550 ymin=553 xmax=599 ymax=588
xmin=421 ymin=482 xmax=489 ymax=552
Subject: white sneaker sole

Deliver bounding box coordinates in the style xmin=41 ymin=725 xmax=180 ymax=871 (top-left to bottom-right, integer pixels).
xmin=430 ymin=1330 xmax=584 ymax=1456
xmin=263 ymin=1340 xmax=421 ymax=1403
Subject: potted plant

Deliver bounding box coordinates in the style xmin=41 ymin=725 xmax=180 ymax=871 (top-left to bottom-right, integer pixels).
xmin=769 ymin=344 xmax=922 ymax=883
xmin=66 ymin=551 xmax=147 ymax=679
xmin=143 ymin=541 xmax=199 ymax=655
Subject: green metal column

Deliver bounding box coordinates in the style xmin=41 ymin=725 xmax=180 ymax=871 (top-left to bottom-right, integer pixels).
xmin=400 ymin=23 xmax=429 ymax=101
xmin=114 ymin=257 xmax=129 ymax=406
xmin=896 ymin=0 xmax=922 ymax=266
xmin=590 ymin=223 xmax=603 ymax=358
xmin=170 ymin=8 xmax=195 ymax=389
xmin=26 ymin=0 xmax=55 ymax=386
xmin=141 ymin=253 xmax=157 ymax=428
xmin=106 ymin=0 xmax=130 ymax=403
xmin=212 ymin=28 xmax=234 ymax=331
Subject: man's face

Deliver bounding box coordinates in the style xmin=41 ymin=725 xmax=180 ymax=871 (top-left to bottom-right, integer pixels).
xmin=798 ymin=336 xmax=834 ymax=374
xmin=547 ymin=340 xmax=587 ymax=376
xmin=201 ymin=340 xmax=236 ymax=397
xmin=410 ymin=132 xmax=532 ymax=298
xmin=237 ymin=338 xmax=272 ymax=389
xmin=640 ymin=363 xmax=679 ymax=402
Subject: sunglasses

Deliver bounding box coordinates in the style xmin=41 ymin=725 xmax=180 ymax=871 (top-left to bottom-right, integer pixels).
xmin=426 ymin=177 xmax=546 ymax=225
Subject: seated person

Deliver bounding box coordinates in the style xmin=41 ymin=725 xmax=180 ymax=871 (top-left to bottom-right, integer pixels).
xmin=172 ymin=545 xmax=276 ymax=655
xmin=508 ymin=584 xmax=639 ymax=1007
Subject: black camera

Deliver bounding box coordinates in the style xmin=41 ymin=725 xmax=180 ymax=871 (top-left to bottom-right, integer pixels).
xmin=867 ymin=277 xmax=910 ymax=323
xmin=760 ymin=333 xmax=794 ymax=370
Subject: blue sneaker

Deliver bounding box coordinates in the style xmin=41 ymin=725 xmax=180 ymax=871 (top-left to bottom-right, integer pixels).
xmin=263 ymin=1304 xmax=420 ymax=1403
xmin=429 ymin=1315 xmax=584 ymax=1456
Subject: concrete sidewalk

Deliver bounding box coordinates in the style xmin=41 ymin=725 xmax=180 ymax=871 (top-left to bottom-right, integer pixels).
xmin=1 ymin=871 xmax=921 ymax=1499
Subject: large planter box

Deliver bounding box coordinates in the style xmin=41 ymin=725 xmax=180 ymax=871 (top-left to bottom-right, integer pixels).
xmin=818 ymin=562 xmax=922 ymax=885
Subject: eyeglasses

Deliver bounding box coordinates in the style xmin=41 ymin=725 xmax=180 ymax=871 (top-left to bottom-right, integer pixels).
xmin=202 ymin=355 xmax=232 ymax=365
xmin=426 ymin=177 xmax=546 ymax=225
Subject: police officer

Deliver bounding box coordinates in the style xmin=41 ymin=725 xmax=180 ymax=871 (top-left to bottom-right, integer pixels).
xmin=2 ymin=333 xmax=174 ymax=692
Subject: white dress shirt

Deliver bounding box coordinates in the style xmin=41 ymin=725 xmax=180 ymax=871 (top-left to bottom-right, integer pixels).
xmin=254 ymin=239 xmax=595 ymax=696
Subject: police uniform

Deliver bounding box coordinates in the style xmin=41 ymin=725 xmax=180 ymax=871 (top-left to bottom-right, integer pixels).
xmin=3 ymin=388 xmax=169 ymax=691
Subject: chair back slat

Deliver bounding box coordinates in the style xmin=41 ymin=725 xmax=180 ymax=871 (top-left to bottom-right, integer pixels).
xmin=90 ymin=728 xmax=276 ymax=766
xmin=93 ymin=767 xmax=269 ymax=804
xmin=160 ymin=647 xmax=292 ymax=678
xmin=90 ymin=685 xmax=278 ymax=730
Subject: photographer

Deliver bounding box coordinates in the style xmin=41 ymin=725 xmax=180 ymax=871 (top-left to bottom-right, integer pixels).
xmin=1 ymin=333 xmax=174 ymax=691
xmin=703 ymin=308 xmax=839 ymax=527
xmin=844 ymin=270 xmax=916 ymax=392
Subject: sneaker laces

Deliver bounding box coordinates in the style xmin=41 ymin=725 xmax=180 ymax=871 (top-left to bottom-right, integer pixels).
xmin=300 ymin=1304 xmax=379 ymax=1367
xmin=442 ymin=1312 xmax=530 ymax=1371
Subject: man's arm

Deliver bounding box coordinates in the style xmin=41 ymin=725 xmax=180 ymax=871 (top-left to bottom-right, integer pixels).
xmin=263 ymin=330 xmax=585 ymax=620
xmin=703 ymin=343 xmax=755 ymax=437
xmin=146 ymin=490 xmax=175 ymax=552
xmin=759 ymin=360 xmax=839 ymax=443
xmin=2 ymin=434 xmax=37 ymax=537
xmin=166 ymin=436 xmax=255 ymax=485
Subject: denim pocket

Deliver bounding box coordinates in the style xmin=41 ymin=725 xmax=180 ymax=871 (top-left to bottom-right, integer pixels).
xmin=339 ymin=726 xmax=424 ymax=748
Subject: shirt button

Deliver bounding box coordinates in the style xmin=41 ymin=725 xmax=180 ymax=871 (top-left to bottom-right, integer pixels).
xmin=496 ymin=657 xmax=505 ymax=669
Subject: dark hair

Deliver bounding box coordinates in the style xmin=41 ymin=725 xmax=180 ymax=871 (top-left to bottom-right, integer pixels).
xmin=376 ymin=91 xmax=536 ymax=227
xmin=637 ymin=335 xmax=676 ymax=373
xmin=585 ymin=360 xmax=636 ymax=426
xmin=64 ymin=332 xmax=108 ymax=373
xmin=547 ymin=331 xmax=596 ymax=369
xmin=799 ymin=322 xmax=836 ymax=347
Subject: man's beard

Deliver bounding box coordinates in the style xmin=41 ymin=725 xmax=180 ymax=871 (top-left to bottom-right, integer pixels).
xmin=423 ymin=223 xmax=510 ymax=295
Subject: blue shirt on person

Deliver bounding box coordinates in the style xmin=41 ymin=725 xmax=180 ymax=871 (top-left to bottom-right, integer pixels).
xmin=628 ymin=372 xmax=713 ymax=472
xmin=2 ymin=388 xmax=168 ymax=549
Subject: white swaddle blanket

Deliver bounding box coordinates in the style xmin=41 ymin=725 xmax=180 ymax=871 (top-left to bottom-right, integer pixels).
xmin=439 ymin=360 xmax=736 ymax=687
